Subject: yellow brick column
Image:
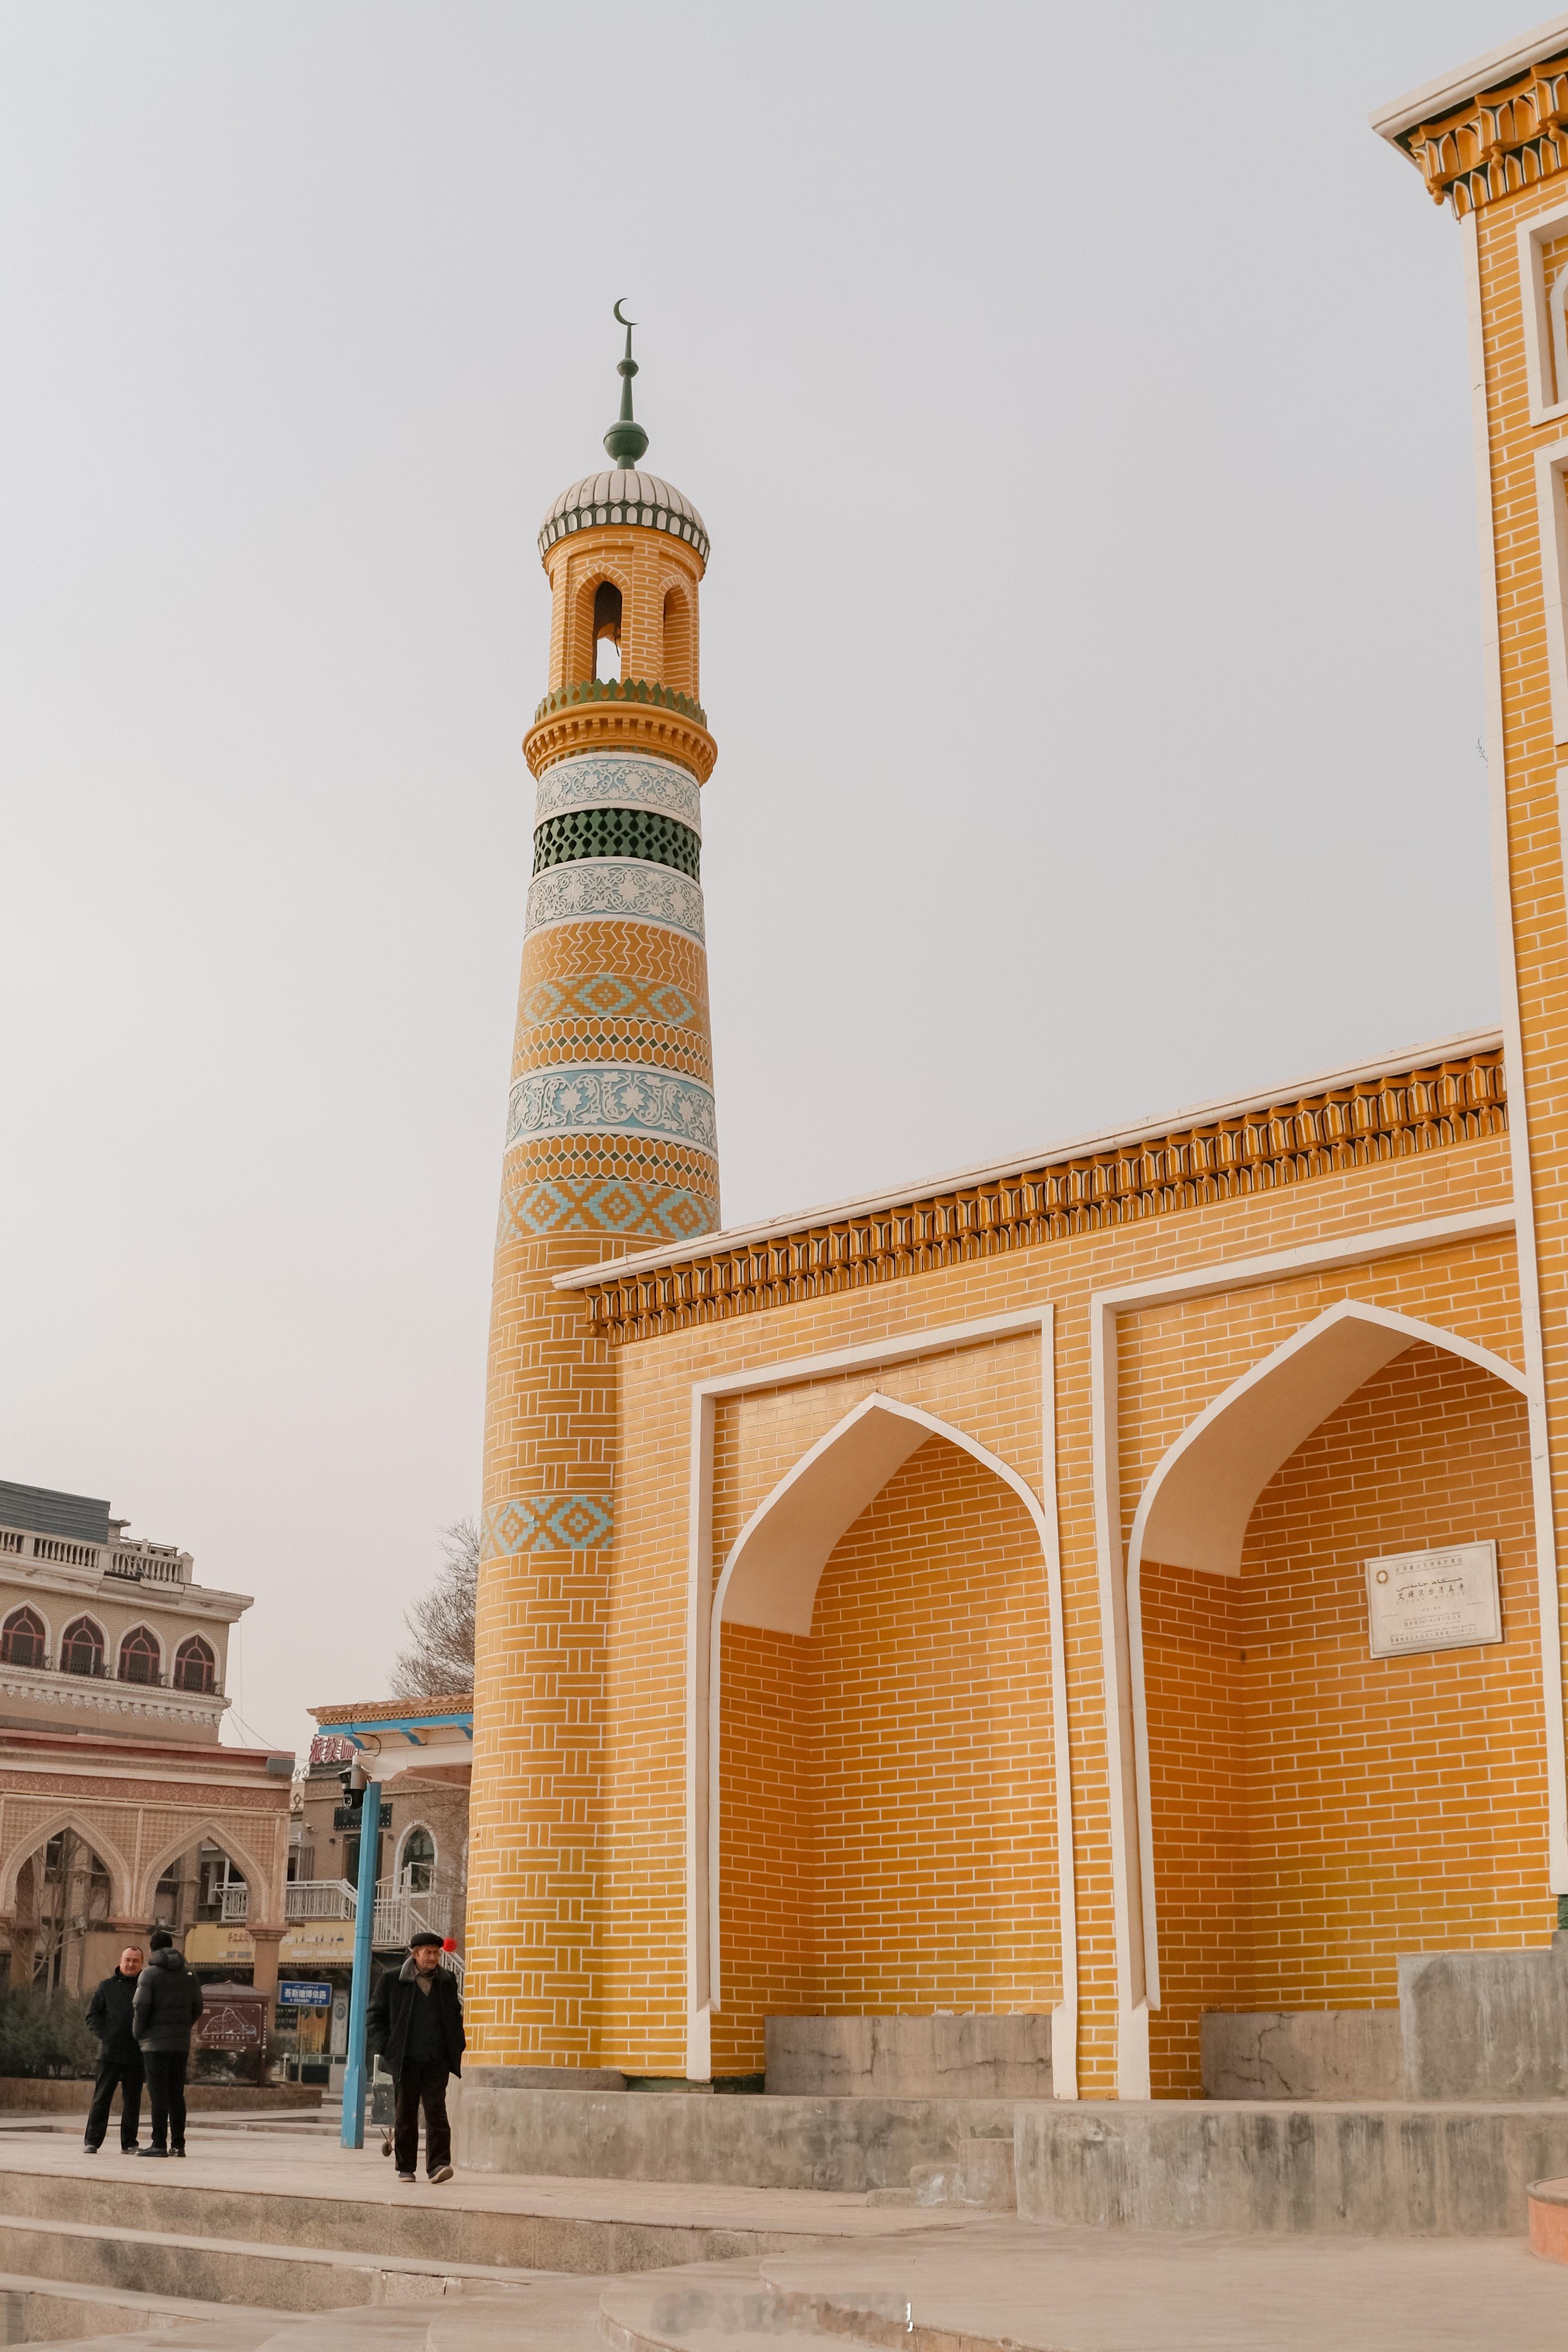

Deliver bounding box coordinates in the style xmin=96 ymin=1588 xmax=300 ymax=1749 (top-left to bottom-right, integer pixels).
xmin=464 ymin=369 xmax=722 ymax=2070
xmin=1378 ymin=48 xmax=1568 ymax=1911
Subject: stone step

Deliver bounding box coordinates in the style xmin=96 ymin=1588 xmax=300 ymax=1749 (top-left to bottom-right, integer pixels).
xmin=598 ymin=2273 xmax=900 ymax=2352
xmin=0 ymin=2163 xmax=860 ymax=2280
xmin=0 ymin=2210 xmax=550 ymax=2314
xmin=424 ymin=2283 xmax=606 ymax=2349
xmin=0 ymin=2266 xmax=288 ymax=2345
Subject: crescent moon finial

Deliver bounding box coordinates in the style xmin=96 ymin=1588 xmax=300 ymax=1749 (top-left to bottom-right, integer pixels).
xmin=603 ymin=302 xmax=649 ymax=469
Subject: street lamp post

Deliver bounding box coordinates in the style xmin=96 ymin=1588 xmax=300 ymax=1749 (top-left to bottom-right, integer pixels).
xmin=339 ymin=1774 xmax=381 ymax=2151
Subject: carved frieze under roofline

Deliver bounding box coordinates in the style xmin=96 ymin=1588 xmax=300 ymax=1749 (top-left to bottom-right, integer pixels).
xmin=562 ymin=1033 xmax=1509 ymax=1343
xmin=1373 ymin=19 xmax=1568 ymax=216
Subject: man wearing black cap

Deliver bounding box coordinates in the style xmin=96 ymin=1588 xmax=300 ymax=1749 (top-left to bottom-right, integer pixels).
xmin=366 ymin=1932 xmax=464 ymax=2184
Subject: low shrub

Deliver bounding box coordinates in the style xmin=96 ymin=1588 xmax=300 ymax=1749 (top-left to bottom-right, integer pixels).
xmin=0 ymin=1982 xmax=100 ymax=2078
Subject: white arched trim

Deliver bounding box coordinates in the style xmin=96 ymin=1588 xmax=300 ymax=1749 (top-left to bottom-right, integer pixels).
xmin=58 ymin=1611 xmax=107 ymax=1664
xmin=134 ymin=1818 xmax=277 ymax=1925
xmin=117 ymin=1624 xmax=163 ymax=1671
xmin=0 ymin=1602 xmax=53 ymax=1657
xmin=708 ymin=1385 xmax=1077 ymax=2090
xmin=1128 ymin=1299 xmax=1529 ymax=2012
xmin=1 ymin=1809 xmax=134 ymax=1917
xmin=395 ymin=1822 xmax=437 ymax=1886
xmin=1131 ymin=1301 xmax=1526 ymax=1584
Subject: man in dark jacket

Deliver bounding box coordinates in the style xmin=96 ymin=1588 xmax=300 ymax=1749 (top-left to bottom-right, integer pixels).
xmin=83 ymin=1945 xmax=145 ymax=2153
xmin=366 ymin=1931 xmax=464 ymax=2183
xmin=132 ymin=1930 xmax=203 ymax=2159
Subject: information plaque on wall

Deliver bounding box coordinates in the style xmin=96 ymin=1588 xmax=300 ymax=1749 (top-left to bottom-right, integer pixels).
xmin=1365 ymin=1540 xmax=1501 ymax=1659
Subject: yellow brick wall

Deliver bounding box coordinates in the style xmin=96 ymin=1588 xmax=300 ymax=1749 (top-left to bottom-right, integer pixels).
xmin=712 ymin=1437 xmax=1058 ymax=2076
xmin=1144 ymin=1340 xmax=1542 ymax=2096
xmin=583 ymin=1136 xmax=1516 ymax=2092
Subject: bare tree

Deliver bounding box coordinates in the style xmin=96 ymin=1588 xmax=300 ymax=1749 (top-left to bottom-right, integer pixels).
xmin=389 ymin=1519 xmax=478 ymax=1698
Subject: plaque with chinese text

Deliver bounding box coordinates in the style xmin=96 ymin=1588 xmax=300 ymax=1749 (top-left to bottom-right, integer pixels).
xmin=1365 ymin=1541 xmax=1501 ymax=1659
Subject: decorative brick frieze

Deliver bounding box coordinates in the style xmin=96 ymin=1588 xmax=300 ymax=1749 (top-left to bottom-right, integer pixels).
xmin=581 ymin=1050 xmax=1508 ymax=1342
xmin=1390 ymin=54 xmax=1568 ymax=216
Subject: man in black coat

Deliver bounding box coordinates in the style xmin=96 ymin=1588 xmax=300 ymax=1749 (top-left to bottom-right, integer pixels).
xmin=366 ymin=1931 xmax=464 ymax=2183
xmin=132 ymin=1929 xmax=204 ymax=2158
xmin=83 ymin=1944 xmax=145 ymax=2153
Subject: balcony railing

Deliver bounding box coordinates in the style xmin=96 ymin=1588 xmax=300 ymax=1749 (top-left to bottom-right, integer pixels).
xmin=0 ymin=1524 xmax=193 ymax=1583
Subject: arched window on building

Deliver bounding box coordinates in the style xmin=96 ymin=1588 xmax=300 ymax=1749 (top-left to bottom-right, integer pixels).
xmin=1 ymin=1608 xmax=46 ymax=1669
xmin=59 ymin=1618 xmax=103 ymax=1678
xmin=173 ymin=1636 xmax=216 ymax=1695
xmin=118 ymin=1626 xmax=160 ymax=1685
xmin=399 ymin=1826 xmax=436 ymax=1893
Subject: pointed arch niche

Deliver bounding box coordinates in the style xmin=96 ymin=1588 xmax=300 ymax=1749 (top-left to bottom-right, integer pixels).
xmin=1125 ymin=1300 xmax=1545 ymax=2097
xmin=706 ymin=1389 xmax=1073 ymax=2087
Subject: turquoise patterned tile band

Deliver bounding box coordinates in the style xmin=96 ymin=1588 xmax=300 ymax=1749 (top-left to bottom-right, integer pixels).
xmin=507 ymin=1064 xmax=718 ymax=1155
xmin=533 ymin=752 xmax=701 ymax=836
xmin=481 ymin=1493 xmax=614 ymax=1555
xmin=525 ymin=859 xmax=705 ymax=944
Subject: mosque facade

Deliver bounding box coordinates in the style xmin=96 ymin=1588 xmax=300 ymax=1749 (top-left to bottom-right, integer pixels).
xmin=465 ymin=19 xmax=1568 ymax=2103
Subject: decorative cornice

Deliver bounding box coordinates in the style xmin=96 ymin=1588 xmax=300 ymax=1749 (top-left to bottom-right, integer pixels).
xmin=575 ymin=1048 xmax=1509 ymax=1343
xmin=0 ymin=1666 xmax=225 ymax=1729
xmin=533 ymin=678 xmax=707 ymax=731
xmin=524 ymin=698 xmax=716 ymax=784
xmin=1386 ymin=50 xmax=1568 ymax=216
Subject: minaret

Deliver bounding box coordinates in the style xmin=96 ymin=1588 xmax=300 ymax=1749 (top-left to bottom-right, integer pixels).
xmin=466 ymin=312 xmax=719 ymax=2071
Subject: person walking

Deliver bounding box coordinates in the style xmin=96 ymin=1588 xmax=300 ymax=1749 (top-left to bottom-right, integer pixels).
xmin=366 ymin=1931 xmax=464 ymax=2184
xmin=83 ymin=1945 xmax=145 ymax=2154
xmin=132 ymin=1929 xmax=203 ymax=2159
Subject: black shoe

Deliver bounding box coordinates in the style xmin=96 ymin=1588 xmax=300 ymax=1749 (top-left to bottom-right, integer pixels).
xmin=120 ymin=2144 xmax=139 ymax=2155
xmin=137 ymin=2146 xmax=168 ymax=2159
xmin=81 ymin=2143 xmax=100 ymax=2154
xmin=170 ymin=2147 xmax=185 ymax=2159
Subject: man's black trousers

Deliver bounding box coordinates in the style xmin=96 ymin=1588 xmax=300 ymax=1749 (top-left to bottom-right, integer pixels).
xmin=393 ymin=2062 xmax=451 ymax=2175
xmin=143 ymin=2051 xmax=188 ymax=2153
xmin=85 ymin=2053 xmax=144 ymax=2150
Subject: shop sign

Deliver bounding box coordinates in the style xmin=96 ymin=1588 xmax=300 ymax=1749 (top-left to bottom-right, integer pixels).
xmin=185 ymin=1924 xmax=254 ymax=1969
xmin=277 ymin=1981 xmax=333 ymax=2007
xmin=280 ymin=1922 xmax=355 ymax=1965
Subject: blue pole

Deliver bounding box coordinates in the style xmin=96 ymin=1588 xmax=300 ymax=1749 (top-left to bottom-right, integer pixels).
xmin=339 ymin=1778 xmax=381 ymax=2151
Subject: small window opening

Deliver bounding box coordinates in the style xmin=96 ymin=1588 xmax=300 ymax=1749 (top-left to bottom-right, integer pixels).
xmin=1 ymin=1608 xmax=45 ymax=1670
xmin=662 ymin=587 xmax=692 ymax=697
xmin=174 ymin=1635 xmax=216 ymax=1695
xmin=593 ymin=581 xmax=622 ymax=682
xmin=119 ymin=1626 xmax=160 ymax=1685
xmin=60 ymin=1618 xmax=103 ymax=1678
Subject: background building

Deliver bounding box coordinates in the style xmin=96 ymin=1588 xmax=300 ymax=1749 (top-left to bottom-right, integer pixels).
xmin=0 ymin=1479 xmax=291 ymax=1997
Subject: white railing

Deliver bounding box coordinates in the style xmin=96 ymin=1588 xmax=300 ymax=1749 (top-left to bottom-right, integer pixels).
xmin=106 ymin=1543 xmax=190 ymax=1585
xmin=373 ymin=1885 xmax=454 ymax=1946
xmin=280 ymin=1880 xmax=356 ymax=1923
xmin=0 ymin=1524 xmax=193 ymax=1583
xmin=228 ymin=1877 xmax=458 ymax=1942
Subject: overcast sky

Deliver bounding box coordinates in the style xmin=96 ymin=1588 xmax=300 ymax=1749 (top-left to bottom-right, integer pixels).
xmin=0 ymin=1 xmax=1538 ymax=1753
